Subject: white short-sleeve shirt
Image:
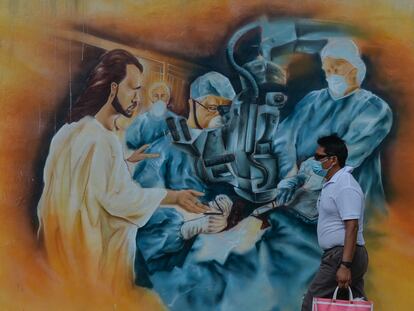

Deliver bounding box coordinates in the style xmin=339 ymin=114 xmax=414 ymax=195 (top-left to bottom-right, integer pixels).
xmin=317 ymin=166 xmax=365 ymax=250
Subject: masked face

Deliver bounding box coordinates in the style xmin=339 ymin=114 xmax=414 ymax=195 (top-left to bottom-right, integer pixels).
xmin=322 ymin=57 xmax=357 ymax=99
xmin=149 ymin=100 xmax=167 ymax=118
xmin=326 ymin=75 xmax=348 ymax=98
xmin=312 ymin=146 xmax=335 ymax=177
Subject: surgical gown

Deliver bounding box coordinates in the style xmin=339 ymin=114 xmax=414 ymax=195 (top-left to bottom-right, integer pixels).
xmin=274 ymin=88 xmax=393 ymax=216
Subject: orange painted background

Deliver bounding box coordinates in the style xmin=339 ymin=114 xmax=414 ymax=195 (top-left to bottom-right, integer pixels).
xmin=0 ymin=1 xmax=413 ymax=310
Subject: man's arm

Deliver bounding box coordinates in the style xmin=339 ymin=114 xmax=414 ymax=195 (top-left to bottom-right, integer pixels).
xmin=335 ymin=186 xmax=364 ymax=288
xmin=337 ymin=219 xmax=358 ymax=288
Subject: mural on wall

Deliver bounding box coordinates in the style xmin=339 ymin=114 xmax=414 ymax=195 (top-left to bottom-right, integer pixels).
xmin=1 ymin=1 xmax=414 ymax=311
xmin=129 ymin=20 xmax=393 ymax=311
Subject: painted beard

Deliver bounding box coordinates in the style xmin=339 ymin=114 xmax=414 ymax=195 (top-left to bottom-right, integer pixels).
xmin=111 ymin=90 xmax=136 ymax=118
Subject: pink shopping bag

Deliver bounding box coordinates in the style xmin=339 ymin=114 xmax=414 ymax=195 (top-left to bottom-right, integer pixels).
xmin=312 ymin=287 xmax=373 ymax=310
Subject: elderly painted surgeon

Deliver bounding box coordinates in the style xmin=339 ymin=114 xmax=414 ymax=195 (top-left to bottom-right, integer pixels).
xmin=148 ymin=81 xmax=171 ymax=106
xmin=125 ymin=81 xmax=174 ymax=151
xmin=275 ymin=39 xmax=393 ymax=218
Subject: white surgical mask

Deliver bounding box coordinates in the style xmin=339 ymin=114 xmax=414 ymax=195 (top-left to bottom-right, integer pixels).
xmin=149 ymin=100 xmax=167 ymax=118
xmin=207 ymin=115 xmax=224 ymax=128
xmin=326 ymin=75 xmax=348 ymax=99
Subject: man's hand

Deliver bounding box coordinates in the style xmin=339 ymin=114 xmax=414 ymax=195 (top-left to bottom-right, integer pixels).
xmin=176 ymin=190 xmax=210 ymax=214
xmin=338 ymin=219 xmax=358 ymax=288
xmin=127 ymin=144 xmax=160 ymax=163
xmin=336 ymin=265 xmax=352 ymax=288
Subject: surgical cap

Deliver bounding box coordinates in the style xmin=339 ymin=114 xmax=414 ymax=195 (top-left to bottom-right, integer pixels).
xmin=190 ymin=71 xmax=236 ymax=101
xmin=320 ymin=39 xmax=366 ymax=85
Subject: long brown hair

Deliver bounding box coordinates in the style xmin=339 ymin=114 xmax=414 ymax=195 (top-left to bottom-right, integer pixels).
xmin=67 ymin=49 xmax=143 ymax=122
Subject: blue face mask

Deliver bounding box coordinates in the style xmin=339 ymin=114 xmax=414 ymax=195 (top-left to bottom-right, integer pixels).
xmin=326 ymin=74 xmax=348 ymax=99
xmin=310 ymin=159 xmax=331 ymax=177
xmin=149 ymin=100 xmax=167 ymax=118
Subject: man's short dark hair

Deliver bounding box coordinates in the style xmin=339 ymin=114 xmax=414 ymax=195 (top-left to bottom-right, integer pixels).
xmin=317 ymin=134 xmax=348 ymax=167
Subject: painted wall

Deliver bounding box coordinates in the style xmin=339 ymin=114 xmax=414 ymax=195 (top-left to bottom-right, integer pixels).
xmin=0 ymin=1 xmax=413 ymax=310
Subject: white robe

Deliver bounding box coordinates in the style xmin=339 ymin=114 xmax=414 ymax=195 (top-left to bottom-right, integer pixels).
xmin=37 ymin=116 xmax=167 ymax=290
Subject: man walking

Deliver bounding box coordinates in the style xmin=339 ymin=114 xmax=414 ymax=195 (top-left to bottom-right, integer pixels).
xmin=301 ymin=134 xmax=369 ymax=310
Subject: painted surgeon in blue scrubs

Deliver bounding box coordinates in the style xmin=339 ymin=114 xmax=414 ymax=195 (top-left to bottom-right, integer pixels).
xmin=275 ymin=38 xmax=393 ymax=221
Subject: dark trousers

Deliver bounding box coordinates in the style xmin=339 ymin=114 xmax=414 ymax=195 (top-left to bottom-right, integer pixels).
xmin=301 ymin=246 xmax=369 ymax=311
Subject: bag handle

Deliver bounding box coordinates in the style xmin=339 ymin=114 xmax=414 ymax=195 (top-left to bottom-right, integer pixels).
xmin=333 ymin=286 xmax=354 ymax=301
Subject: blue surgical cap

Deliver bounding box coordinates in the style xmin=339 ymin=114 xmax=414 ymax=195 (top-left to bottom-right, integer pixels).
xmin=190 ymin=71 xmax=236 ymax=101
xmin=320 ymin=39 xmax=366 ymax=85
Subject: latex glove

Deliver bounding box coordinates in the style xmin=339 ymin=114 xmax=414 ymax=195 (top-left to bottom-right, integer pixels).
xmin=275 ymin=177 xmax=298 ymax=206
xmin=275 ymin=188 xmax=295 ymax=206
xmin=180 ymin=214 xmax=228 ymax=240
xmin=208 ymin=194 xmax=233 ymax=216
